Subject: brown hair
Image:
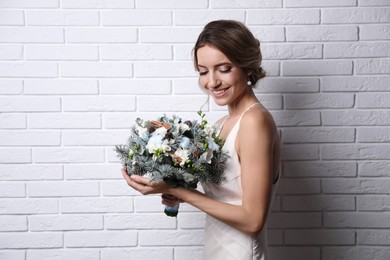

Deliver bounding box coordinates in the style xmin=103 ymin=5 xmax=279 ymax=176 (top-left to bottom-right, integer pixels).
xmin=193 ymin=20 xmax=266 ymax=86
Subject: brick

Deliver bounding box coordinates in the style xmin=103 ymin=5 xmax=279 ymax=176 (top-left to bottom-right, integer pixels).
xmin=61 ymin=62 xmax=132 ymax=78
xmin=26 ymin=45 xmax=98 ymax=61
xmin=322 ymin=7 xmax=390 ymax=23
xmin=325 ymin=42 xmax=390 ymax=58
xmin=262 ymin=43 xmax=322 ymax=59
xmin=175 ymin=247 xmax=203 ymax=260
xmin=0 ymin=28 xmax=63 ymax=43
xmin=0 ymin=199 xmax=58 ymax=214
xmin=66 ymin=28 xmax=137 ymax=43
xmin=267 ymin=230 xmax=283 ymax=245
xmin=267 ymin=212 xmax=322 ymax=228
xmin=282 ymin=144 xmax=320 ymax=160
xmin=254 ymin=94 xmax=283 ymax=110
xmin=358 ymin=127 xmax=390 ymax=142
xmin=360 ymin=24 xmax=390 ymax=40
xmin=62 ymin=96 xmax=135 ymax=112
xmin=0 ymin=233 xmax=62 ymax=249
xmin=65 ymin=164 xmax=122 ymax=180
xmin=173 ymin=79 xmax=204 ymax=94
xmin=102 ymin=10 xmax=171 ymax=25
xmin=285 ymin=93 xmax=354 ymax=109
xmin=174 ymin=10 xmax=245 ymax=25
xmin=322 ymin=110 xmax=390 ymax=126
xmin=27 ymin=181 xmax=99 ymax=197
xmin=322 ymin=144 xmax=390 ymax=160
xmin=138 ymin=96 xmax=208 ymax=112
xmin=357 ymin=93 xmax=390 ymax=108
xmin=135 ymin=61 xmax=196 ymax=77
xmin=272 ymin=110 xmax=321 ymax=126
xmin=65 ymin=231 xmax=137 ymax=247
xmin=0 ymin=130 xmax=60 ymax=146
xmin=0 ymin=148 xmax=31 ymax=163
xmin=174 ymin=45 xmax=194 ymax=61
xmin=0 ymin=45 xmax=23 ymax=60
xmin=101 ymin=248 xmax=173 ymax=260
xmin=356 ymin=59 xmax=390 ymax=75
xmin=34 ymin=148 xmax=104 ymax=163
xmin=359 ymin=162 xmax=390 ymax=177
xmin=29 ymin=215 xmax=103 ymax=231
xmin=62 ymin=0 xmax=134 ymax=8
xmin=136 ymin=0 xmax=208 ymax=9
xmin=325 ymin=212 xmax=390 ymax=228
xmin=0 ymin=164 xmax=63 ymax=181
xmin=63 ymin=130 xmax=128 ymax=146
xmin=0 ymin=97 xmax=60 ymax=112
xmin=178 ymin=213 xmax=206 ymax=229
xmin=25 ymin=79 xmax=98 ymax=95
xmin=0 ymin=251 xmax=24 ymax=260
xmin=283 ymin=195 xmax=355 ymax=211
xmin=27 ymin=249 xmax=100 ymax=260
xmin=0 ymin=216 xmax=27 ymax=231
xmin=283 ymin=127 xmax=355 ymax=143
xmin=262 ymin=61 xmax=280 ymax=76
xmin=321 ymin=76 xmax=390 ymax=92
xmin=251 ymin=26 xmax=286 ymax=42
xmin=105 ymin=214 xmax=176 ymax=230
xmin=100 ymin=45 xmax=172 ymax=60
xmin=359 ymin=0 xmax=390 ymax=6
xmin=0 ymin=62 xmax=57 ymax=78
xmin=0 ymin=182 xmax=25 ymax=198
xmin=139 ymin=230 xmax=203 ymax=246
xmin=26 ymin=11 xmax=99 ymax=26
xmin=276 ymin=178 xmax=321 ymax=194
xmin=134 ymin=196 xmax=164 ymax=212
xmin=287 ymin=25 xmax=358 ymax=41
xmin=357 ymin=195 xmax=390 ymax=211
xmin=0 ymin=113 xmax=26 ymax=129
xmin=284 ymin=161 xmax=357 ymax=177
xmin=269 ymin=247 xmax=320 ymax=260
xmin=282 ymin=60 xmax=353 ymax=76
xmin=0 ymin=80 xmax=23 ymax=94
xmin=285 ymin=0 xmax=357 ymax=7
xmin=101 ymin=180 xmax=140 ymax=196
xmin=247 ymin=9 xmax=320 ymax=25
xmin=323 ymin=247 xmax=390 ymax=260
xmin=285 ymin=230 xmax=355 ymax=245
xmin=140 ymin=28 xmax=201 ymax=43
xmin=322 ymin=178 xmax=390 ymax=194
xmin=100 ymin=79 xmax=171 ymax=95
xmin=0 ymin=0 xmax=59 ymax=8
xmin=61 ymin=198 xmax=132 ymax=213
xmin=29 ymin=113 xmax=101 ymax=129
xmin=212 ymin=0 xmax=282 ymax=8
xmin=257 ymin=77 xmax=319 ymax=93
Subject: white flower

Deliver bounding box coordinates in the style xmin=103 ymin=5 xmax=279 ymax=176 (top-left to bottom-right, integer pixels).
xmin=203 ymin=124 xmax=214 ymax=137
xmin=179 ymin=136 xmax=191 ymax=149
xmin=200 ymin=149 xmax=213 ymax=164
xmin=146 ymin=135 xmax=163 ymax=153
xmin=153 ymin=126 xmax=167 ymax=137
xmin=174 ymin=148 xmax=189 ymax=167
xmin=206 ymin=136 xmax=220 ymax=151
xmin=136 ymin=125 xmax=149 ymax=139
xmin=179 ymin=123 xmax=190 ymax=133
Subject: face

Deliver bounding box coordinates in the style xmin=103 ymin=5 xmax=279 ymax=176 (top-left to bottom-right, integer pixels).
xmin=196 ymin=44 xmax=249 ymax=107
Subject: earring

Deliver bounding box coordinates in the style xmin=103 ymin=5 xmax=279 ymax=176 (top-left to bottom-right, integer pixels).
xmin=247 ymin=79 xmax=252 ymax=86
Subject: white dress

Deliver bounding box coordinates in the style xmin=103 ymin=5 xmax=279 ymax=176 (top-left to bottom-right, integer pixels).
xmin=202 ymin=103 xmax=278 ymax=260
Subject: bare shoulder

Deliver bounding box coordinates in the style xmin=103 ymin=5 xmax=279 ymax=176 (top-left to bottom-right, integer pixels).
xmin=239 ymin=106 xmax=277 ymax=138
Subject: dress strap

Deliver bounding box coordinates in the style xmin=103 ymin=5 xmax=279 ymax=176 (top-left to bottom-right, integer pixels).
xmin=239 ymin=102 xmax=260 ymax=120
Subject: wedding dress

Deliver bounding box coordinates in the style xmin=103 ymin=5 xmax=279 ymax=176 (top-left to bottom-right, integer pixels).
xmin=202 ymin=103 xmax=278 ymax=260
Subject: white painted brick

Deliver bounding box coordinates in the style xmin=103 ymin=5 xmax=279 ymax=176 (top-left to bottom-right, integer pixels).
xmin=0 ymin=216 xmax=27 ymax=231
xmin=268 ymin=212 xmax=322 ymax=228
xmin=359 ymin=0 xmax=390 ymax=6
xmin=267 ymin=230 xmax=283 ymax=245
xmin=325 ymin=212 xmax=390 ymax=228
xmin=356 ymin=59 xmax=390 ymax=75
xmin=325 ymin=42 xmax=390 ymax=58
xmin=175 ymin=247 xmax=203 ymax=260
xmin=358 ymin=230 xmax=390 ymax=245
xmin=283 ymin=127 xmax=355 ymax=143
xmin=358 ymin=127 xmax=390 ymax=142
xmin=321 ymin=76 xmax=390 ymax=92
xmin=212 ymin=0 xmax=282 ymax=8
xmin=322 ymin=110 xmax=390 ymax=126
xmin=0 ymin=251 xmax=24 ymax=260
xmin=0 ymin=130 xmax=60 ymax=146
xmin=62 ymin=96 xmax=135 ymax=112
xmin=27 ymin=11 xmax=99 ymax=26
xmin=34 ymin=148 xmax=104 ymax=163
xmin=102 ymin=10 xmax=172 ymax=25
xmin=287 ymin=25 xmax=358 ymax=41
xmin=29 ymin=113 xmax=101 ymax=129
xmin=140 ymin=28 xmax=201 ymax=43
xmin=26 ymin=45 xmax=98 ymax=61
xmin=135 ymin=61 xmax=195 ymax=77
xmin=257 ymin=77 xmax=320 ymax=93
xmin=0 ymin=62 xmax=58 ymax=78
xmin=61 ymin=198 xmax=132 ymax=213
xmin=251 ymin=26 xmax=286 ymax=42
xmin=247 ymin=9 xmax=320 ymax=25
xmin=269 ymin=247 xmax=320 ymax=260
xmin=285 ymin=0 xmax=356 ymax=7
xmin=282 ymin=60 xmax=353 ymax=76
xmin=285 ymin=230 xmax=355 ymax=245
xmin=322 ymin=7 xmax=390 ymax=24
xmin=65 ymin=164 xmax=121 ymax=180
xmin=173 ymin=79 xmax=203 ymax=94
xmin=134 ymin=196 xmax=164 ymax=212
xmin=138 ymin=96 xmax=207 ymax=112
xmin=173 ymin=45 xmax=192 ymax=60
xmin=29 ymin=215 xmax=103 ymax=231
xmin=27 ymin=249 xmax=100 ymax=260
xmin=276 ymin=178 xmax=321 ymax=194
xmin=101 ymin=248 xmax=173 ymax=260
xmin=357 ymin=195 xmax=390 ymax=210
xmin=285 ymin=93 xmax=354 ymax=109
xmin=62 ymin=0 xmax=134 ymax=8
xmin=63 ymin=130 xmax=128 ymax=146
xmin=322 ymin=178 xmax=390 ymax=193
xmin=261 ymin=61 xmax=280 ymax=76
xmin=0 ymin=199 xmax=58 ymax=214
xmin=66 ymin=28 xmax=137 ymax=43
xmin=255 ymin=94 xmax=283 ymax=110
xmin=101 ymin=180 xmax=140 ymax=196
xmin=0 ymin=80 xmax=23 ymax=94
xmin=321 ymin=144 xmax=390 ymax=160
xmin=100 ymin=45 xmax=172 ymax=60
xmin=139 ymin=230 xmax=203 ymax=246
xmin=272 ymin=110 xmax=321 ymax=126
xmin=282 ymin=144 xmax=320 ymax=160
xmin=359 ymin=162 xmax=390 ymax=177
xmin=27 ymin=181 xmax=99 ymax=197
xmin=0 ymin=45 xmax=23 ymax=60
xmin=0 ymin=182 xmax=25 ymax=198
xmin=262 ymin=43 xmax=322 ymax=59
xmin=282 ymin=195 xmax=355 ymax=211
xmin=136 ymin=0 xmax=207 ymax=9
xmin=360 ymin=24 xmax=390 ymax=40
xmin=0 ymin=97 xmax=60 ymax=112
xmin=323 ymin=247 xmax=390 ymax=260
xmin=0 ymin=113 xmax=26 ymax=129
xmin=25 ymin=79 xmax=98 ymax=95
xmin=178 ymin=213 xmax=206 ymax=229
xmin=61 ymin=62 xmax=132 ymax=78
xmin=65 ymin=231 xmax=137 ymax=247
xmin=105 ymin=213 xmax=176 ymax=230
xmin=284 ymin=161 xmax=357 ymax=177
xmin=174 ymin=10 xmax=245 ymax=25
xmin=0 ymin=0 xmax=59 ymax=8
xmin=0 ymin=232 xmax=62 ymax=249
xmin=0 ymin=164 xmax=63 ymax=181
xmin=0 ymin=28 xmax=63 ymax=43
xmin=0 ymin=148 xmax=31 ymax=163
xmin=100 ymin=79 xmax=171 ymax=95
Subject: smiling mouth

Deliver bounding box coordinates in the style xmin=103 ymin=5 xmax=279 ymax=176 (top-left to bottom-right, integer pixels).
xmin=213 ymin=88 xmax=228 ymax=95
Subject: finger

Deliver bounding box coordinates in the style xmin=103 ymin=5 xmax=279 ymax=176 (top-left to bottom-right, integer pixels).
xmin=130 ymin=175 xmax=152 ymax=186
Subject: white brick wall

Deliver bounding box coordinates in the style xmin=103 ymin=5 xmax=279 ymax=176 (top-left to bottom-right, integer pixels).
xmin=0 ymin=1 xmax=389 ymax=259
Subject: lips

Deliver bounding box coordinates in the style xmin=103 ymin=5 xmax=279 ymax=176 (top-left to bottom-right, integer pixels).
xmin=212 ymin=87 xmax=229 ymax=97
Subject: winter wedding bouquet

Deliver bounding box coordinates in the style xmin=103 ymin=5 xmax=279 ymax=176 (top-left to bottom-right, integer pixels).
xmin=115 ymin=111 xmax=228 ymax=216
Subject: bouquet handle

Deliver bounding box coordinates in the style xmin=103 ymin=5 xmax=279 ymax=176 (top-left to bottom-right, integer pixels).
xmin=164 ymin=201 xmax=180 ymax=217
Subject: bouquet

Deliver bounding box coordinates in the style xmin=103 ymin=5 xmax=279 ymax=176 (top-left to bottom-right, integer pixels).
xmin=115 ymin=111 xmax=228 ymax=217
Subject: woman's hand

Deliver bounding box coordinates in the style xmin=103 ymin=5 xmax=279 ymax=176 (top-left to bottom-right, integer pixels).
xmin=121 ymin=168 xmax=171 ymax=195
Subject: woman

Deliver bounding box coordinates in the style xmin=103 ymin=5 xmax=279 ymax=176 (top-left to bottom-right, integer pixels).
xmin=122 ymin=20 xmax=280 ymax=260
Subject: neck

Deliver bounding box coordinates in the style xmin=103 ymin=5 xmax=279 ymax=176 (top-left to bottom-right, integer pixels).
xmin=227 ymin=88 xmax=259 ymax=119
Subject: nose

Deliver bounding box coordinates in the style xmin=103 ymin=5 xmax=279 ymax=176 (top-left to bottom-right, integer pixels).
xmin=207 ymin=71 xmax=221 ymax=89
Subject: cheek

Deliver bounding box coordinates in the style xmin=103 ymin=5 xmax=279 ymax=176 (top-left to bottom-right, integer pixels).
xmin=198 ymin=77 xmax=208 ymax=90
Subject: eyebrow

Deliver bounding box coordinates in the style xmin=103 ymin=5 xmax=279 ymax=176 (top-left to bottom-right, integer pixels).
xmin=197 ymin=62 xmax=232 ymax=69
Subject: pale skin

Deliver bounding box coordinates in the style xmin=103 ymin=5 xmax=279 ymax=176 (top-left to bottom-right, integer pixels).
xmin=122 ymin=44 xmax=280 ymax=237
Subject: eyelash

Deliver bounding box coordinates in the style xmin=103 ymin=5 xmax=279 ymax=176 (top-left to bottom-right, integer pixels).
xmin=199 ymin=67 xmax=231 ymax=76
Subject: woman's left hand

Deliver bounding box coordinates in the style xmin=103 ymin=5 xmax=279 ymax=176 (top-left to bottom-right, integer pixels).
xmin=121 ymin=168 xmax=170 ymax=195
